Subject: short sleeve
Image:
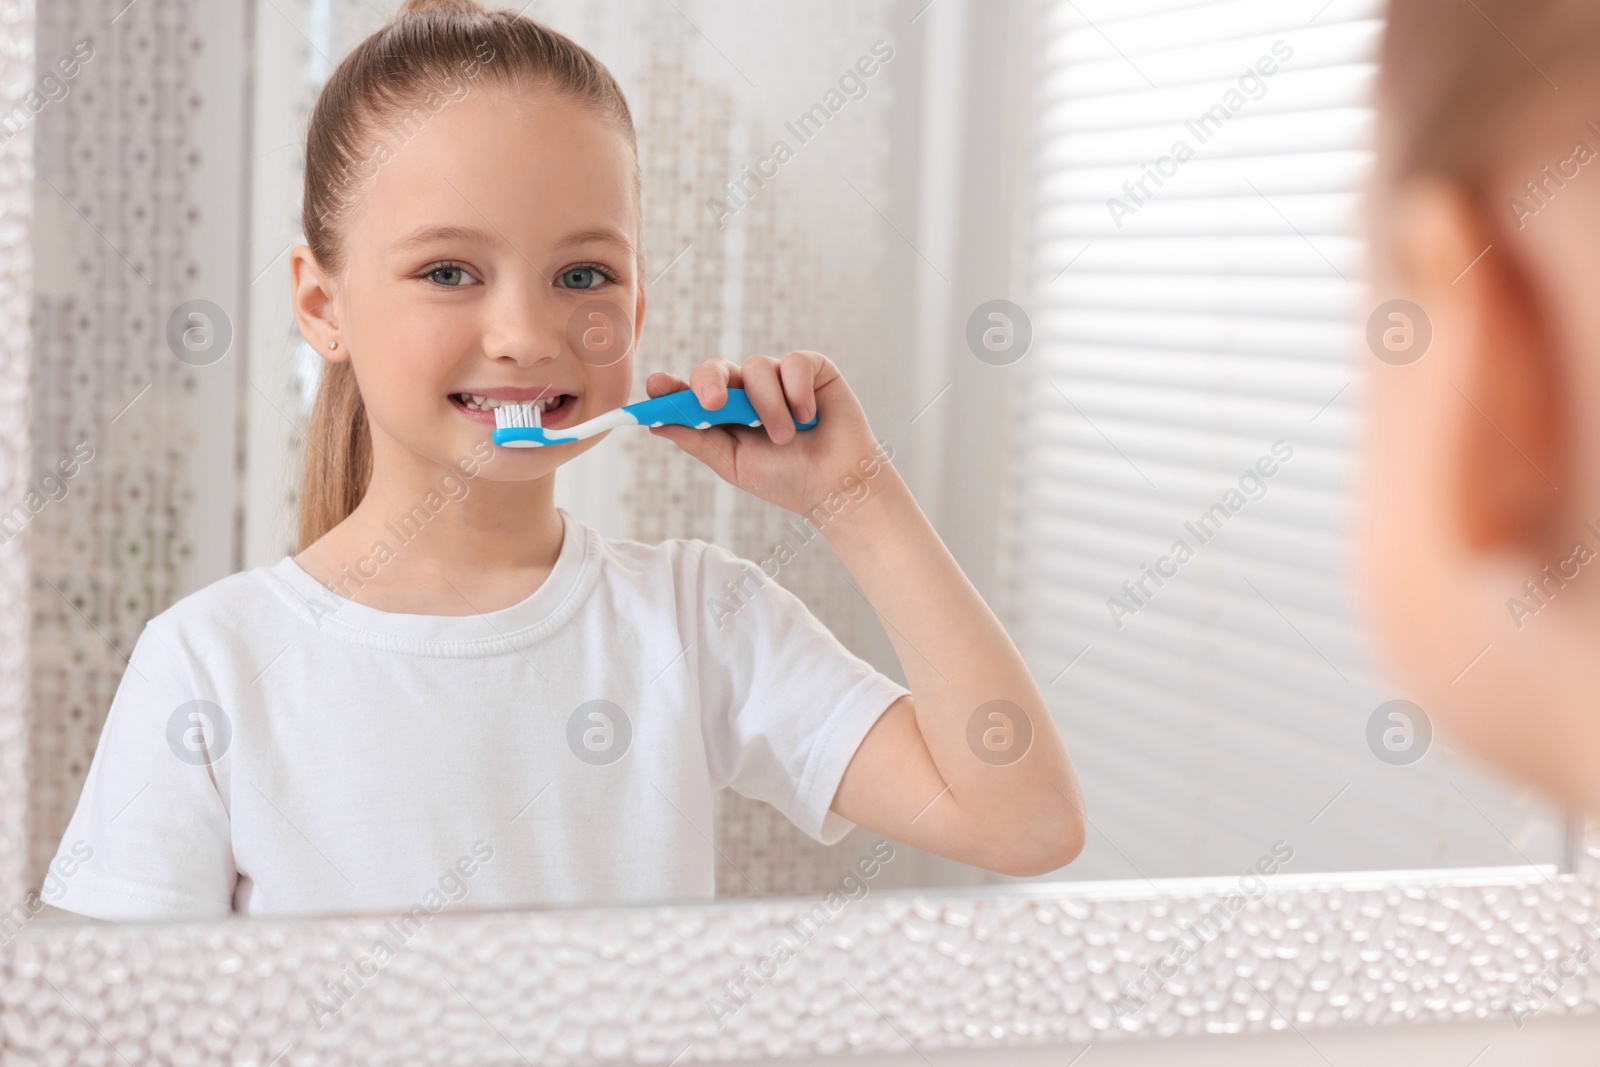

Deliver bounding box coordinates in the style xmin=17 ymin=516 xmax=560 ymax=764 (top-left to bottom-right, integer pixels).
xmin=694 ymin=541 xmax=911 ymax=846
xmin=46 ymin=621 xmax=236 ymax=921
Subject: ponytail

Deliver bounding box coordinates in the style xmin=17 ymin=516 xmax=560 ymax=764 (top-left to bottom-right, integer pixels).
xmin=297 ymin=361 xmax=372 ymax=550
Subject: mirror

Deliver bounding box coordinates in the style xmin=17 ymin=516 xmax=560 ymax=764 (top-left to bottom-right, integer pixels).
xmin=20 ymin=0 xmax=1562 ymax=931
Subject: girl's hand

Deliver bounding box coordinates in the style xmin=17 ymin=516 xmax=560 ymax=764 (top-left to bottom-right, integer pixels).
xmin=645 ymin=352 xmax=888 ymax=517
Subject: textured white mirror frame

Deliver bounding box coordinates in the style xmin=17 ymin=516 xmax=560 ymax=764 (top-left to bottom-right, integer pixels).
xmin=7 ymin=839 xmax=1600 ymax=1060
xmin=6 ymin=1 xmax=1600 ymax=1062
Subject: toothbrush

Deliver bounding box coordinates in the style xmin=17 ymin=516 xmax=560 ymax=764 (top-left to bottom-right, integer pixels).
xmin=493 ymin=388 xmax=819 ymax=448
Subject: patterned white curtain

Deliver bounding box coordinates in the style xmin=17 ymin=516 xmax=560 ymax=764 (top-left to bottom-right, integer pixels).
xmin=0 ymin=0 xmax=34 ymax=907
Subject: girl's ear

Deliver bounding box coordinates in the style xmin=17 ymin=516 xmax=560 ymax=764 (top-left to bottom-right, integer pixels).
xmin=1392 ymin=177 xmax=1566 ymax=562
xmin=289 ymin=245 xmax=349 ymax=363
xmin=1365 ymin=176 xmax=1600 ymax=820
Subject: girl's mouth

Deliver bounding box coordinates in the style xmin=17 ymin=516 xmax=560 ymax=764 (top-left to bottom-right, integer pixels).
xmin=449 ymin=392 xmax=577 ymax=427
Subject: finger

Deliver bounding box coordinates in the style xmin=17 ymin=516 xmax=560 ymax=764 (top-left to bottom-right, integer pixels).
xmin=649 ymin=423 xmax=739 ymax=480
xmin=689 ymin=359 xmax=740 ymax=409
xmin=646 ymin=370 xmax=690 ymax=397
xmin=740 ymin=355 xmax=794 ymax=443
xmin=777 ymin=351 xmax=820 ymax=425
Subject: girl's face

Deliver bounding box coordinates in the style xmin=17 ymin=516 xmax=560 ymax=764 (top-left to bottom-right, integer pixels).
xmin=296 ymin=85 xmax=643 ymax=481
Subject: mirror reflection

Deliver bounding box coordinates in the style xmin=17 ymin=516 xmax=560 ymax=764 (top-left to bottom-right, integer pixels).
xmin=20 ymin=0 xmax=1561 ymax=930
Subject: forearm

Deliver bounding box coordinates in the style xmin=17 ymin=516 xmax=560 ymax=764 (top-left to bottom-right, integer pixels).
xmin=820 ymin=462 xmax=1084 ymax=871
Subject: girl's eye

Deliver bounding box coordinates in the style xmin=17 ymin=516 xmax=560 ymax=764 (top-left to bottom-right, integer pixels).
xmin=423 ymin=263 xmax=478 ymax=287
xmin=556 ymin=265 xmax=614 ymax=291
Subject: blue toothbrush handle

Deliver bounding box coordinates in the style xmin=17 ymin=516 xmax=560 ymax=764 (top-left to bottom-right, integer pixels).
xmin=626 ymin=387 xmax=819 ymax=431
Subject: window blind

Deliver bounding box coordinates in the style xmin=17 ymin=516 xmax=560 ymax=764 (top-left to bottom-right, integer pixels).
xmin=1004 ymin=0 xmax=1562 ymax=879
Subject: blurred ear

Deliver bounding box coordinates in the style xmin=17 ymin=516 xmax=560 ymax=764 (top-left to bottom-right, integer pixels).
xmin=1392 ymin=178 xmax=1565 ymax=558
xmin=289 ymin=245 xmax=347 ymax=363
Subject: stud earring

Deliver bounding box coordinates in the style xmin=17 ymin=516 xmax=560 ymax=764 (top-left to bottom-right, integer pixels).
xmin=328 ymin=340 xmax=338 ymax=350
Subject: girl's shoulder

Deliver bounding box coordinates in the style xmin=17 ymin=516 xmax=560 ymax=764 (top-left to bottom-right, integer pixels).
xmin=140 ymin=559 xmax=306 ymax=646
xmin=589 ymin=527 xmax=764 ymax=587
xmin=586 ymin=527 xmax=818 ymax=628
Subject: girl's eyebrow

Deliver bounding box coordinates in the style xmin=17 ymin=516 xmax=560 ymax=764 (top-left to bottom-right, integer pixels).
xmin=388 ymin=224 xmax=633 ymax=256
xmin=558 ymin=227 xmax=635 ymax=254
xmin=389 ymin=224 xmax=494 ymax=253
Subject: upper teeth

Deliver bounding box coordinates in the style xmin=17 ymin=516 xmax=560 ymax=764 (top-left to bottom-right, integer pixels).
xmin=458 ymin=393 xmax=561 ymax=411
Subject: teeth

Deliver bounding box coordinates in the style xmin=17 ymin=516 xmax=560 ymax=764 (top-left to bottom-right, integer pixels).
xmin=457 ymin=393 xmax=563 ymax=411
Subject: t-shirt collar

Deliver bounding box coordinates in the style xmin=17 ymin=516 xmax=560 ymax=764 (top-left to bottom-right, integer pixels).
xmin=266 ymin=506 xmax=592 ymax=653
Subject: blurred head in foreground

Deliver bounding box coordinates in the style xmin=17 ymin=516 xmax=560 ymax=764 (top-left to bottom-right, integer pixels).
xmin=1367 ymin=0 xmax=1600 ymax=812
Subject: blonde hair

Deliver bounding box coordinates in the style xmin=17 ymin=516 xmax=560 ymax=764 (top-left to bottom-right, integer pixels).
xmin=297 ymin=0 xmax=636 ymax=550
xmin=1376 ymin=0 xmax=1600 ymax=188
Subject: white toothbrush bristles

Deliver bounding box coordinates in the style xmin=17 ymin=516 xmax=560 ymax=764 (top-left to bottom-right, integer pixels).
xmin=492 ymin=402 xmax=542 ymax=431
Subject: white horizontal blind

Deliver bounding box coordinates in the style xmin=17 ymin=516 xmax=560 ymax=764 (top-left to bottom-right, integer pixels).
xmin=1006 ymin=0 xmax=1562 ymax=878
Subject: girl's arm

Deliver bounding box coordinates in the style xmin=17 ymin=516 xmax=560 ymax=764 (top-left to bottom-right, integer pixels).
xmin=646 ymin=354 xmax=1085 ymax=877
xmin=820 ymin=461 xmax=1084 ymax=877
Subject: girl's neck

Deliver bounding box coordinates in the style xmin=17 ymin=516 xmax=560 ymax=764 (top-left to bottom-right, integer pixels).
xmin=296 ymin=444 xmax=567 ymax=616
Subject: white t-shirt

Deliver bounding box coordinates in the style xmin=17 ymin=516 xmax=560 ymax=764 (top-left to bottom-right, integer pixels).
xmin=48 ymin=508 xmax=909 ymax=921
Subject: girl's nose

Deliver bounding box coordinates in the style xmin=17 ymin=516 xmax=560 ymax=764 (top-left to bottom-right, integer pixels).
xmin=482 ymin=288 xmax=562 ymax=368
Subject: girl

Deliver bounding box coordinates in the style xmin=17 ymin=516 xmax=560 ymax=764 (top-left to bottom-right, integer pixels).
xmin=48 ymin=0 xmax=1083 ymax=919
xmin=1365 ymin=0 xmax=1600 ymax=816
